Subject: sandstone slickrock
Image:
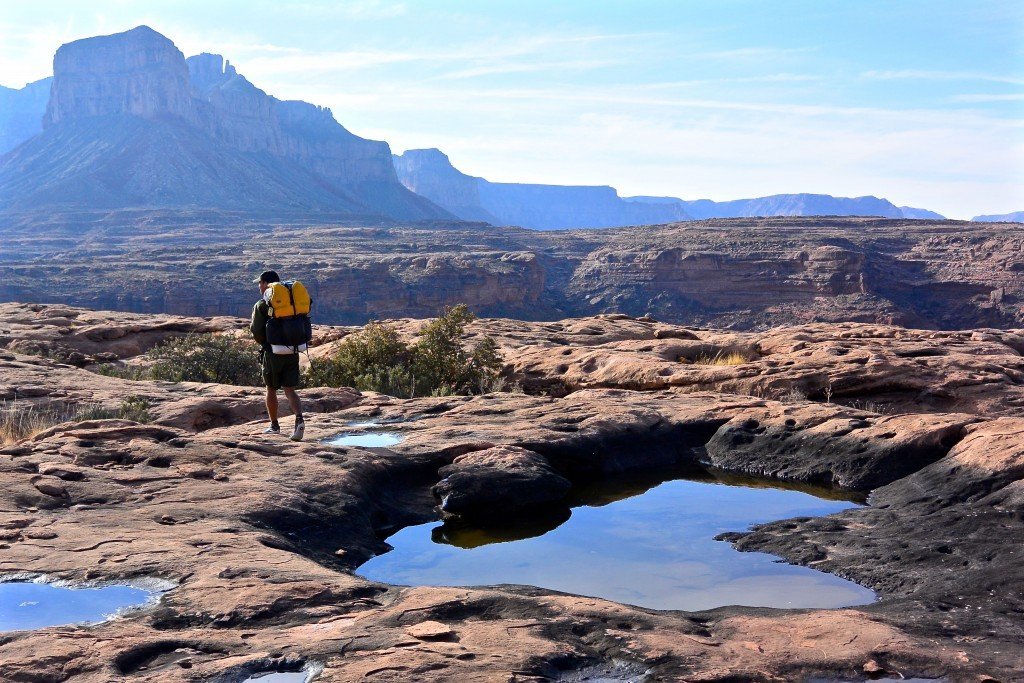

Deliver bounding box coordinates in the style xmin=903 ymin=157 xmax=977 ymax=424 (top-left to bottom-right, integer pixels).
xmin=0 ymin=306 xmax=1021 ymax=680
xmin=433 ymin=445 xmax=572 ymax=521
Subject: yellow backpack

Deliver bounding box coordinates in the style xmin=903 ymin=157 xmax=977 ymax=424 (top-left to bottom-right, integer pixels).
xmin=265 ymin=280 xmax=311 ymax=318
xmin=264 ymin=280 xmax=313 ymax=353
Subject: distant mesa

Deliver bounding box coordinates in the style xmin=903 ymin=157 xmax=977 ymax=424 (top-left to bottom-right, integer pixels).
xmin=898 ymin=205 xmax=945 ymax=220
xmin=972 ymin=211 xmax=1024 ymax=223
xmin=394 ymin=148 xmax=693 ymax=230
xmin=0 ymin=26 xmax=450 ymax=221
xmin=394 ymin=149 xmax=946 ymax=230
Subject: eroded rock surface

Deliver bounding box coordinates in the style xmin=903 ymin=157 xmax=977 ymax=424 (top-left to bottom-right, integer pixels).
xmin=3 ymin=216 xmax=1024 ymax=329
xmin=0 ymin=306 xmax=1021 ymax=681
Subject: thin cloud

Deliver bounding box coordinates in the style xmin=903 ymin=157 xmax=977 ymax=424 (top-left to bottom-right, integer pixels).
xmin=434 ymin=58 xmax=626 ymax=81
xmin=220 ymin=31 xmax=657 ymax=76
xmin=690 ymin=46 xmax=816 ymax=60
xmin=862 ymin=69 xmax=1024 ymax=85
xmin=950 ymin=92 xmax=1024 ymax=103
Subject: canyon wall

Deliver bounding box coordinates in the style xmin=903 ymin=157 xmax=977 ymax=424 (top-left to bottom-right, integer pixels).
xmin=0 ymin=215 xmax=1020 ymax=330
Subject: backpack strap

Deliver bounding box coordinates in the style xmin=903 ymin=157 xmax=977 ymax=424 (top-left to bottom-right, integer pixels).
xmin=286 ymin=282 xmax=298 ymax=355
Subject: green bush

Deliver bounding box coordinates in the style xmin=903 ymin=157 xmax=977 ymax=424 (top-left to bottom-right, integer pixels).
xmin=76 ymin=395 xmax=153 ymax=423
xmin=145 ymin=334 xmax=262 ymax=386
xmin=305 ymin=305 xmax=503 ymax=397
xmin=304 ymin=322 xmax=414 ymax=395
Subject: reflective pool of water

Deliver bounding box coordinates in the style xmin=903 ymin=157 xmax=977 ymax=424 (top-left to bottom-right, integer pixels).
xmin=358 ymin=468 xmax=876 ymax=611
xmin=0 ymin=581 xmax=157 ymax=631
xmin=326 ymin=432 xmax=403 ymax=448
xmin=242 ymin=672 xmax=310 ymax=683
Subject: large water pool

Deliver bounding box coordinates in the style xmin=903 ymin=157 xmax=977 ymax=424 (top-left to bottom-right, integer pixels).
xmin=358 ymin=469 xmax=876 ymax=611
xmin=0 ymin=580 xmax=157 ymax=631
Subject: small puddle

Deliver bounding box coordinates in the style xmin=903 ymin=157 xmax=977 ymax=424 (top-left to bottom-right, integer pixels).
xmin=358 ymin=468 xmax=876 ymax=611
xmin=809 ymin=679 xmax=945 ymax=682
xmin=242 ymin=673 xmax=310 ymax=683
xmin=326 ymin=432 xmax=403 ymax=448
xmin=0 ymin=580 xmax=158 ymax=631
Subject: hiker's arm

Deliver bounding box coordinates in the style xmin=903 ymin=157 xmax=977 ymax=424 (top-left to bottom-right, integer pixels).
xmin=250 ymin=302 xmax=267 ymax=345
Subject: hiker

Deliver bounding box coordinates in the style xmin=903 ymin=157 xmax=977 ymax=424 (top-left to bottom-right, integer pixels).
xmin=250 ymin=270 xmax=305 ymax=441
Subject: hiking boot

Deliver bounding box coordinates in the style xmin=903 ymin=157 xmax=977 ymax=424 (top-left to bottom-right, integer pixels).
xmin=290 ymin=420 xmax=305 ymax=442
xmin=264 ymin=424 xmax=281 ymax=435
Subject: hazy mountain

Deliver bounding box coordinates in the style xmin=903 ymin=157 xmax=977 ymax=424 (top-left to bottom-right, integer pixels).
xmin=394 ymin=148 xmax=692 ymax=229
xmin=395 ymin=150 xmax=948 ymax=229
xmin=393 ymin=148 xmax=501 ymax=224
xmin=629 ymin=194 xmax=906 ymax=219
xmin=972 ymin=211 xmax=1024 ymax=223
xmin=0 ymin=26 xmax=450 ymax=221
xmin=899 ymin=206 xmax=946 ymax=220
xmin=0 ymin=77 xmax=51 ymax=154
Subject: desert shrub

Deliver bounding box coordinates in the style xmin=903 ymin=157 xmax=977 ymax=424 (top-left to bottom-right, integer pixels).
xmin=146 ymin=334 xmax=262 ymax=386
xmin=305 ymin=305 xmax=504 ymax=398
xmin=0 ymin=396 xmax=153 ymax=445
xmin=95 ymin=363 xmax=146 ymax=380
xmin=691 ymin=350 xmax=751 ymax=366
xmin=304 ymin=322 xmax=414 ymax=395
xmin=76 ymin=396 xmax=153 ymax=423
xmin=95 ymin=335 xmax=261 ymax=386
xmin=779 ymin=386 xmax=809 ymax=403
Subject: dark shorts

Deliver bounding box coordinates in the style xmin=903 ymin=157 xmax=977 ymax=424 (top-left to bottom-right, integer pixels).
xmin=262 ymin=352 xmax=300 ymax=389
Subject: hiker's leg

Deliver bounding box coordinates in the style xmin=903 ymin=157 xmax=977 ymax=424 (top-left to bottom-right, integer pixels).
xmin=283 ymin=386 xmax=303 ymax=422
xmin=266 ymin=386 xmax=279 ymax=423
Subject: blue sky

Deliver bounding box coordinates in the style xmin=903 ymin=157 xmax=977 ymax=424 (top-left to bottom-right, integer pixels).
xmin=2 ymin=0 xmax=1022 ymax=218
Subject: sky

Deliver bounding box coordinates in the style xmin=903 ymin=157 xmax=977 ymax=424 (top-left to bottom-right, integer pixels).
xmin=1 ymin=0 xmax=1022 ymax=219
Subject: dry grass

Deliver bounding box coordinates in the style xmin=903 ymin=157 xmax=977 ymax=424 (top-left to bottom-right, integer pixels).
xmin=0 ymin=397 xmax=153 ymax=446
xmin=691 ymin=351 xmax=751 ymax=366
xmin=0 ymin=402 xmax=74 ymax=445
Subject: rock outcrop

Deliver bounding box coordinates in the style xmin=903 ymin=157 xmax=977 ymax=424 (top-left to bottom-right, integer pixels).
xmin=0 ymin=27 xmax=449 ymax=220
xmin=2 ymin=216 xmax=1021 ymax=330
xmin=0 ymin=305 xmax=1021 ymax=680
xmin=44 ymin=26 xmax=193 ymax=125
xmin=0 ymin=77 xmax=51 ymax=154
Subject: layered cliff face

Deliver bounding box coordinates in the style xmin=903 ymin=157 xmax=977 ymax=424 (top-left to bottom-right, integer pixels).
xmin=0 ymin=214 xmax=1021 ymax=330
xmin=0 ymin=77 xmax=51 ymax=154
xmin=0 ymin=27 xmax=449 ymax=220
xmin=393 ymin=148 xmax=500 ymax=223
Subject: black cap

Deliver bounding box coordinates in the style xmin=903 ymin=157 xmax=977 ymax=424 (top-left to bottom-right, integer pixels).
xmin=253 ymin=270 xmax=280 ymax=284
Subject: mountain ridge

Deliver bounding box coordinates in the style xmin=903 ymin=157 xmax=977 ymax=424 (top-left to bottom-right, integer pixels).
xmin=972 ymin=211 xmax=1024 ymax=223
xmin=393 ymin=148 xmax=948 ymax=229
xmin=0 ymin=26 xmax=451 ymax=221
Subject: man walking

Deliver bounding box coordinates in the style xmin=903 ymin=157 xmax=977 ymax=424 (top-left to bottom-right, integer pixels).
xmin=250 ymin=270 xmax=305 ymax=441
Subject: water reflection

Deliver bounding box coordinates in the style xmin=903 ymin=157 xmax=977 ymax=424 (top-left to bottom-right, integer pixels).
xmin=241 ymin=672 xmax=310 ymax=683
xmin=360 ymin=467 xmax=876 ymax=611
xmin=0 ymin=581 xmax=156 ymax=631
xmin=326 ymin=432 xmax=403 ymax=448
